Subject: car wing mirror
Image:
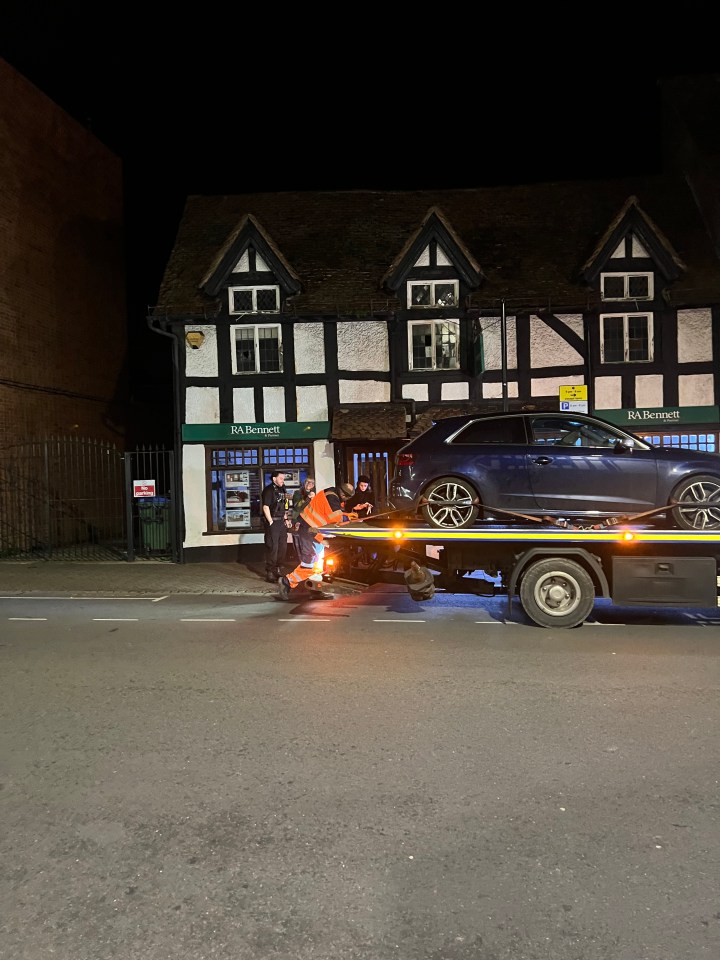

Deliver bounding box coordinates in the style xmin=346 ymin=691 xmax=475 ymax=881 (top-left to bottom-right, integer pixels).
xmin=613 ymin=437 xmax=635 ymax=454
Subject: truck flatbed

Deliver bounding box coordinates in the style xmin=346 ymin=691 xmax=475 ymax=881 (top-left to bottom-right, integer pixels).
xmin=319 ymin=521 xmax=720 ymax=628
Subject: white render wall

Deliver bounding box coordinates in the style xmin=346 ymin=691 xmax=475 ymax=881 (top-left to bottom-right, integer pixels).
xmin=233 ymin=387 xmax=255 ymax=421
xmin=337 ymin=321 xmax=390 ymax=370
xmin=402 ymin=383 xmax=429 ymax=401
xmin=635 ymin=375 xmax=664 ymax=407
xmin=339 ymin=379 xmax=391 ymax=403
xmin=594 ymin=377 xmax=622 ymax=408
xmin=294 ymin=323 xmax=326 ymax=375
xmin=482 ymin=315 xmax=517 ymax=370
xmin=677 ymin=309 xmax=712 ymax=363
xmin=186 ymin=386 xmax=220 ymax=423
xmin=679 ymin=374 xmax=714 ymax=406
xmin=262 ymin=386 xmax=285 ymax=421
xmin=297 ymin=385 xmax=329 ymax=421
xmin=441 ymin=382 xmax=469 ymax=400
xmin=184 ymin=325 xmax=218 ymax=376
xmin=530 ymin=314 xmax=584 ymax=367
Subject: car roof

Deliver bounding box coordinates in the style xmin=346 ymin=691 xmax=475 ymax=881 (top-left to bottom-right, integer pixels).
xmin=428 ymin=411 xmax=600 ymax=429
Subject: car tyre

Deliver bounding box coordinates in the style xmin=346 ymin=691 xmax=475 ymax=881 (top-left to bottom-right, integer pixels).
xmin=519 ymin=558 xmax=595 ymax=628
xmin=670 ymin=474 xmax=720 ymax=530
xmin=420 ymin=476 xmax=480 ymax=529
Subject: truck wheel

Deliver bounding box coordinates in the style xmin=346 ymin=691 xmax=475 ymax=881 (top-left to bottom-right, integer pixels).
xmin=519 ymin=558 xmax=595 ymax=628
xmin=420 ymin=477 xmax=480 ymax=529
xmin=670 ymin=474 xmax=720 ymax=530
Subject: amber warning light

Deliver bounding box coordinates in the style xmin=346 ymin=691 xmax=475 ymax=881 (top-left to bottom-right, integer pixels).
xmin=393 ymin=529 xmax=405 ymax=540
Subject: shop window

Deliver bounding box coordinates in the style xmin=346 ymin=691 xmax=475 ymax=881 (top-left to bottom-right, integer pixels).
xmin=639 ymin=432 xmax=717 ymax=453
xmin=207 ymin=445 xmax=312 ymax=532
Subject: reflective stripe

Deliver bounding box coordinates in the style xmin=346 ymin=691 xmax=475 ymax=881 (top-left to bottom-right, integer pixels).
xmin=301 ymin=489 xmax=343 ymax=528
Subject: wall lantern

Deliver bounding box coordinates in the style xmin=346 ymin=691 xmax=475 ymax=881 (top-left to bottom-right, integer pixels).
xmin=185 ymin=331 xmax=205 ymax=350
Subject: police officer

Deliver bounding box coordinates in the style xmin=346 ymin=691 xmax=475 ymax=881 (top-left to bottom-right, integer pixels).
xmin=261 ymin=470 xmax=291 ymax=582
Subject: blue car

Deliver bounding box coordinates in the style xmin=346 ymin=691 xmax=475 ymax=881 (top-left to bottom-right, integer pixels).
xmin=389 ymin=411 xmax=720 ymax=530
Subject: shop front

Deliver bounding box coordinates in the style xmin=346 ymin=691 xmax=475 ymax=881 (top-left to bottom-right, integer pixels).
xmin=181 ymin=422 xmax=333 ymax=561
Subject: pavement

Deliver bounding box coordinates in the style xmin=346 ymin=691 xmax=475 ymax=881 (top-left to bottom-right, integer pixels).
xmin=0 ymin=557 xmax=367 ymax=598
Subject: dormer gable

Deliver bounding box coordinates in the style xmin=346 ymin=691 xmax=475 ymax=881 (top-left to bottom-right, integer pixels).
xmin=382 ymin=206 xmax=484 ymax=298
xmin=200 ymin=213 xmax=301 ymax=300
xmin=580 ymin=196 xmax=687 ymax=290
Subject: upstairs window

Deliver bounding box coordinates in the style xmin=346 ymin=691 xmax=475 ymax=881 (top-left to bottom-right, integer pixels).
xmin=231 ymin=324 xmax=282 ymax=373
xmin=229 ymin=285 xmax=280 ymax=314
xmin=407 ymin=280 xmax=459 ymax=308
xmin=600 ymin=313 xmax=653 ymax=363
xmin=409 ymin=319 xmax=460 ymax=370
xmin=601 ymin=273 xmax=653 ymax=301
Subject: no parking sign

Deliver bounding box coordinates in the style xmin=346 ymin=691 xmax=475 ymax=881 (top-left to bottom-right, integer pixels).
xmin=133 ymin=480 xmax=156 ymax=498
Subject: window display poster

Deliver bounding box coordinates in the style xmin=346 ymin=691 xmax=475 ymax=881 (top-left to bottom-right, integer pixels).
xmin=281 ymin=468 xmax=301 ymax=505
xmin=225 ymin=470 xmax=250 ymax=528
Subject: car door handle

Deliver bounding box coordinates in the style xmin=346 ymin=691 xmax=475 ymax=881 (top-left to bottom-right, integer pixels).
xmin=533 ymin=456 xmax=553 ymax=465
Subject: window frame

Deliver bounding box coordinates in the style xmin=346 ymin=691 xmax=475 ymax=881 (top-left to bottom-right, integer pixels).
xmin=407 ymin=280 xmax=459 ymax=308
xmin=600 ymin=272 xmax=654 ymax=301
xmin=599 ymin=312 xmax=654 ymax=363
xmin=408 ymin=318 xmax=461 ymax=371
xmin=230 ymin=322 xmax=283 ymax=374
xmin=228 ymin=285 xmax=280 ymax=314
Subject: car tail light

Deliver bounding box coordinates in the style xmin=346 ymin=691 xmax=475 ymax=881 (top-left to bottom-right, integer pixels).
xmin=396 ymin=452 xmax=415 ymax=467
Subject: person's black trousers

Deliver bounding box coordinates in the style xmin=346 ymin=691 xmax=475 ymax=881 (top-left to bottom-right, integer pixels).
xmin=264 ymin=519 xmax=288 ymax=577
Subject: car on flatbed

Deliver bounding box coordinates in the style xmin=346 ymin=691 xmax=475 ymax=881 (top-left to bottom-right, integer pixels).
xmin=389 ymin=411 xmax=720 ymax=531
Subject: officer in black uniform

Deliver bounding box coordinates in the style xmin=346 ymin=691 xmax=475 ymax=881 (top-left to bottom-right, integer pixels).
xmin=261 ymin=470 xmax=291 ymax=582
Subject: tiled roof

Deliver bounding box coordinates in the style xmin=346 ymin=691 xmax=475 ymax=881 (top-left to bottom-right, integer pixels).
xmin=331 ymin=404 xmax=407 ymax=440
xmin=154 ymin=176 xmax=720 ymax=318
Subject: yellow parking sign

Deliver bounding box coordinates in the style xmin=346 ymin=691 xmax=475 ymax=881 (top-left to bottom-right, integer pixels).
xmin=559 ymin=384 xmax=588 ymax=413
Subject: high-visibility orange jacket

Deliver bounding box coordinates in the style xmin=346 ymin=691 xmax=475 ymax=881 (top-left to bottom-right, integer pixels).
xmin=300 ymin=487 xmax=346 ymax=530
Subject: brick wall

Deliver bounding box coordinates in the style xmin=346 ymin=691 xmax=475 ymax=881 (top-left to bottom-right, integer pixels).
xmin=0 ymin=58 xmax=127 ymax=447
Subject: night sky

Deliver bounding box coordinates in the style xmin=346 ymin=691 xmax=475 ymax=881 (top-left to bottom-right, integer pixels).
xmin=0 ymin=18 xmax=706 ymax=413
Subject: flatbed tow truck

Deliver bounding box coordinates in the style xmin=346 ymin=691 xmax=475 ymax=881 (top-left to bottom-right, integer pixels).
xmin=319 ymin=518 xmax=720 ymax=628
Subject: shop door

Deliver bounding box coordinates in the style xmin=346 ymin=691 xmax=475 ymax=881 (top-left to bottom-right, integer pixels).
xmin=342 ymin=444 xmax=404 ymax=512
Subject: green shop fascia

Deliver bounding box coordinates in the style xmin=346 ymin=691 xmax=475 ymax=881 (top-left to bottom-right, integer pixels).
xmin=182 ymin=422 xmax=331 ymax=442
xmin=594 ymin=405 xmax=719 ymax=431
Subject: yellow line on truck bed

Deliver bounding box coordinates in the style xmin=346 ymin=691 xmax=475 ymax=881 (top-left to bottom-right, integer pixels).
xmin=320 ymin=524 xmax=720 ymax=546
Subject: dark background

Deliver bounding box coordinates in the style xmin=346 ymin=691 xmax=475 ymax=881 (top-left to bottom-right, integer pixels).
xmin=0 ymin=16 xmax=706 ymax=440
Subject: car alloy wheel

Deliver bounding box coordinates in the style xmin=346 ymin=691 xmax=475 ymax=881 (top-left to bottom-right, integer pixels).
xmin=671 ymin=474 xmax=720 ymax=530
xmin=420 ymin=476 xmax=480 ymax=529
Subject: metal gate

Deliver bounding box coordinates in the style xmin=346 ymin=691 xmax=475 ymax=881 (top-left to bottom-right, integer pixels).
xmin=124 ymin=447 xmax=178 ymax=562
xmin=0 ymin=437 xmax=178 ymax=561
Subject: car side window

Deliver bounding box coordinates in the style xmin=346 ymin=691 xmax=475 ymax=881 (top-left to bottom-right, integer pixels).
xmin=530 ymin=417 xmax=619 ymax=447
xmin=452 ymin=419 xmax=527 ymax=444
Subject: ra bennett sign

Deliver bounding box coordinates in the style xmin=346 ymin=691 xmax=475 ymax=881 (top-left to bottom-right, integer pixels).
xmin=182 ymin=422 xmax=330 ymax=441
xmin=595 ymin=405 xmax=719 ymax=427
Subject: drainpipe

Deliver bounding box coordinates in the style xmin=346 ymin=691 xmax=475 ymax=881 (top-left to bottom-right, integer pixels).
xmin=147 ymin=315 xmax=184 ymax=563
xmin=501 ymin=300 xmax=509 ymax=412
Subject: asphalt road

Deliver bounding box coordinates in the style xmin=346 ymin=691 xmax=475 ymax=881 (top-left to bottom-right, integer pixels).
xmin=2 ymin=587 xmax=719 ymax=960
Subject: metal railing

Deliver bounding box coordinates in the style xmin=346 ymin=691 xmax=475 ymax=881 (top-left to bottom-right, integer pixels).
xmin=0 ymin=437 xmax=177 ymax=561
